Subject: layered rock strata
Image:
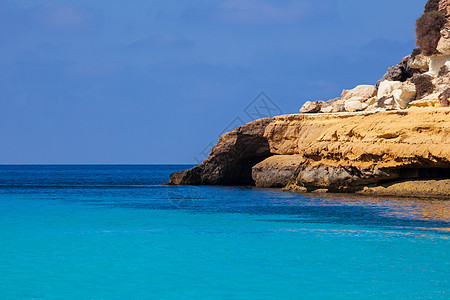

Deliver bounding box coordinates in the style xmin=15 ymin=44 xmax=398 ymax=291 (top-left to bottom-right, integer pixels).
xmin=169 ymin=1 xmax=450 ymax=198
xmin=170 ymin=108 xmax=450 ymax=198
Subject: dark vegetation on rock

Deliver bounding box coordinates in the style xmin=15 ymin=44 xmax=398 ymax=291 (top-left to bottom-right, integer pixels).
xmin=416 ymin=10 xmax=447 ymax=55
xmin=425 ymin=0 xmax=441 ymax=12
xmin=411 ymin=48 xmax=422 ymax=59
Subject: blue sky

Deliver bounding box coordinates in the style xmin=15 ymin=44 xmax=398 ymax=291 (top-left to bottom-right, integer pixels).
xmin=0 ymin=0 xmax=426 ymax=164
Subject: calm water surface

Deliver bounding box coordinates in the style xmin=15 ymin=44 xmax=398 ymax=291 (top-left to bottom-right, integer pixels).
xmin=0 ymin=165 xmax=448 ymax=299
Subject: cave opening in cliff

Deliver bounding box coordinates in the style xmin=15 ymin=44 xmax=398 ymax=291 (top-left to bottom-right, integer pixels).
xmin=221 ymin=154 xmax=273 ymax=186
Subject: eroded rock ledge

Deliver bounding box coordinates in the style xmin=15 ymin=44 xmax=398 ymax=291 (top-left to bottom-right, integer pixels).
xmin=169 ymin=108 xmax=450 ymax=198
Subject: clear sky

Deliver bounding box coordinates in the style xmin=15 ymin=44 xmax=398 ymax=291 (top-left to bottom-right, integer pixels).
xmin=0 ymin=0 xmax=426 ymax=164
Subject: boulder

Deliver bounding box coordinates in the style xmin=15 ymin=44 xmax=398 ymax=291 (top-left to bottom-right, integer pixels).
xmin=332 ymin=100 xmax=346 ymax=113
xmin=341 ymin=85 xmax=377 ymax=101
xmin=320 ymin=105 xmax=334 ymax=113
xmin=377 ymin=55 xmax=415 ymax=86
xmin=300 ymin=101 xmax=324 ymax=113
xmin=391 ymin=82 xmax=417 ymax=109
xmin=377 ymin=80 xmax=402 ymax=99
xmin=344 ymin=100 xmax=368 ymax=112
xmin=326 ymin=97 xmax=341 ymax=105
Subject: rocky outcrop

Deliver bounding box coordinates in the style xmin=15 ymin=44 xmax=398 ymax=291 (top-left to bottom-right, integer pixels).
xmin=357 ymin=179 xmax=450 ymax=198
xmin=169 ymin=1 xmax=450 ymax=198
xmin=299 ymin=101 xmax=323 ymax=113
xmin=299 ymin=0 xmax=450 ymax=115
xmin=169 ymin=108 xmax=450 ymax=198
xmin=170 ymin=118 xmax=273 ymax=186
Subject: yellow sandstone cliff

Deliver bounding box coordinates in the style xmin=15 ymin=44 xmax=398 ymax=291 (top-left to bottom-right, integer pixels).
xmin=169 ymin=0 xmax=450 ymax=198
xmin=170 ymin=108 xmax=450 ymax=198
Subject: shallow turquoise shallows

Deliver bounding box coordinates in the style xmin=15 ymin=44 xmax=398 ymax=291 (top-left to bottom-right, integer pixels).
xmin=0 ymin=165 xmax=448 ymax=299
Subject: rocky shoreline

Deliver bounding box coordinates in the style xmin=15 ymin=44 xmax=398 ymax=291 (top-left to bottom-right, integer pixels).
xmin=169 ymin=108 xmax=450 ymax=198
xmin=169 ymin=1 xmax=450 ymax=199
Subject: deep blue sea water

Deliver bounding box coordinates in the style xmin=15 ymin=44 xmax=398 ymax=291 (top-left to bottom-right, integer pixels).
xmin=0 ymin=165 xmax=448 ymax=299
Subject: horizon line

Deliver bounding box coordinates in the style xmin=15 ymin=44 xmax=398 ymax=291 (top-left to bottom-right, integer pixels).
xmin=0 ymin=163 xmax=196 ymax=166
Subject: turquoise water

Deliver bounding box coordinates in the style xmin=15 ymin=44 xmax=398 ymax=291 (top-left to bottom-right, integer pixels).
xmin=0 ymin=165 xmax=448 ymax=299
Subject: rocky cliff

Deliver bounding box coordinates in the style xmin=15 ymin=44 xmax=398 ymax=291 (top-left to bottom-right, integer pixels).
xmin=169 ymin=0 xmax=450 ymax=198
xmin=169 ymin=108 xmax=450 ymax=198
xmin=299 ymin=0 xmax=450 ymax=115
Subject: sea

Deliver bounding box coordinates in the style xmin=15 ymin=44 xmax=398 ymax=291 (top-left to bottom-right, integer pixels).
xmin=0 ymin=165 xmax=448 ymax=299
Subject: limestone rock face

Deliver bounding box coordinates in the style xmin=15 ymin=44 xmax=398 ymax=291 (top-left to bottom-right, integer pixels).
xmin=169 ymin=109 xmax=450 ymax=198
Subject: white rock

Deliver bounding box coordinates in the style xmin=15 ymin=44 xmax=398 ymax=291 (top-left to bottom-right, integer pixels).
xmin=428 ymin=55 xmax=450 ymax=76
xmin=384 ymin=98 xmax=394 ymax=106
xmin=391 ymin=82 xmax=416 ymax=109
xmin=342 ymin=85 xmax=377 ymax=101
xmin=345 ymin=100 xmax=368 ymax=112
xmin=332 ymin=100 xmax=346 ymax=113
xmin=377 ymin=80 xmax=402 ymax=99
xmin=320 ymin=105 xmax=333 ymax=113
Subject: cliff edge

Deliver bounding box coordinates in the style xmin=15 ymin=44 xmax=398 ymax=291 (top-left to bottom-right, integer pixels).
xmin=169 ymin=108 xmax=450 ymax=198
xmin=169 ymin=0 xmax=450 ymax=198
